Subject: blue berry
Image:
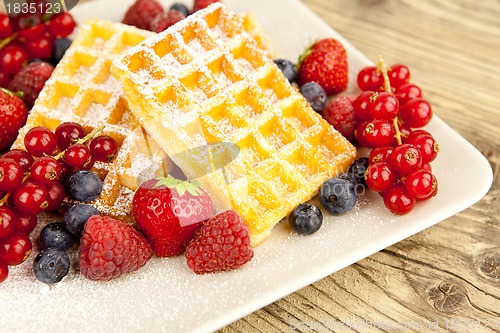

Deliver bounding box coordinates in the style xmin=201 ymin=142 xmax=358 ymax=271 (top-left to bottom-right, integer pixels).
xmin=170 ymin=3 xmax=190 ymax=17
xmin=63 ymin=204 xmax=100 ymax=238
xmin=51 ymin=38 xmax=72 ymax=66
xmin=300 ymin=81 xmax=327 ymax=112
xmin=39 ymin=222 xmax=73 ymax=251
xmin=289 ymin=204 xmax=323 ymax=235
xmin=274 ymin=59 xmax=297 ymax=83
xmin=33 ymin=248 xmax=70 ymax=284
xmin=350 ymin=158 xmax=369 ymax=186
xmin=66 ymin=170 xmax=103 ymax=202
xmin=319 ymin=178 xmax=356 ymax=215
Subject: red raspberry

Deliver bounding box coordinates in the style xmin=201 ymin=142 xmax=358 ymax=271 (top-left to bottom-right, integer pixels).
xmin=150 ymin=10 xmax=186 ymax=33
xmin=321 ymin=95 xmax=357 ymax=141
xmin=185 ymin=210 xmax=254 ymax=274
xmin=122 ymin=0 xmax=164 ymax=30
xmin=78 ymin=216 xmax=153 ymax=281
xmin=8 ymin=61 xmax=54 ymax=109
xmin=193 ymin=0 xmax=221 ymax=12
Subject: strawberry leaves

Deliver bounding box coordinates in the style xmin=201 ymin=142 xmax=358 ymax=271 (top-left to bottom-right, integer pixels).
xmin=154 ymin=175 xmax=203 ymax=196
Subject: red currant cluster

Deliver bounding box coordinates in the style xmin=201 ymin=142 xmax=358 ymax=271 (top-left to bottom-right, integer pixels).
xmin=0 ymin=12 xmax=76 ymax=88
xmin=354 ymin=57 xmax=439 ymax=215
xmin=0 ymin=122 xmax=117 ymax=283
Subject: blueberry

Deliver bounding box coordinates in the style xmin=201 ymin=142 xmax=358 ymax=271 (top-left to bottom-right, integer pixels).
xmin=319 ymin=178 xmax=356 ymax=215
xmin=66 ymin=170 xmax=103 ymax=202
xmin=39 ymin=222 xmax=73 ymax=251
xmin=300 ymin=81 xmax=327 ymax=112
xmin=349 ymin=158 xmax=369 ymax=186
xmin=63 ymin=204 xmax=100 ymax=238
xmin=273 ymin=59 xmax=297 ymax=83
xmin=51 ymin=38 xmax=72 ymax=66
xmin=289 ymin=204 xmax=323 ymax=235
xmin=170 ymin=3 xmax=190 ymax=16
xmin=33 ymin=248 xmax=70 ymax=284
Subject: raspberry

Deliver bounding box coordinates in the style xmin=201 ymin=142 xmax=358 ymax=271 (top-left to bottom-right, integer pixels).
xmin=321 ymin=95 xmax=357 ymax=141
xmin=185 ymin=210 xmax=254 ymax=274
xmin=193 ymin=0 xmax=221 ymax=12
xmin=8 ymin=61 xmax=54 ymax=109
xmin=78 ymin=216 xmax=152 ymax=281
xmin=150 ymin=10 xmax=186 ymax=33
xmin=122 ymin=0 xmax=164 ymax=30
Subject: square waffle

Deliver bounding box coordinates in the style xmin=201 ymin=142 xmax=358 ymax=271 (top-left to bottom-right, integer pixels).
xmin=112 ymin=3 xmax=357 ymax=245
xmin=13 ymin=18 xmax=171 ymax=223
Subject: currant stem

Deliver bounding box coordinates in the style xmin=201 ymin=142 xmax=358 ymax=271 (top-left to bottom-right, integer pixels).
xmin=0 ymin=33 xmax=17 ymax=51
xmin=378 ymin=55 xmax=403 ymax=145
xmin=0 ymin=173 xmax=30 ymax=207
xmin=53 ymin=125 xmax=105 ymax=160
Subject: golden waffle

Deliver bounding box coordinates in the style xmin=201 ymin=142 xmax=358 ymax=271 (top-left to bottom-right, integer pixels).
xmin=13 ymin=18 xmax=170 ymax=223
xmin=112 ymin=3 xmax=357 ymax=245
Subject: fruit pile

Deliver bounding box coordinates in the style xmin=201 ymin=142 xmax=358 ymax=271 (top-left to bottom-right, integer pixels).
xmin=0 ymin=122 xmax=119 ymax=283
xmin=122 ymin=0 xmax=220 ymax=33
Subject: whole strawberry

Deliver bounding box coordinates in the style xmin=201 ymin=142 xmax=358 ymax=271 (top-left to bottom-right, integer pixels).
xmin=0 ymin=88 xmax=28 ymax=151
xmin=78 ymin=215 xmax=152 ymax=281
xmin=150 ymin=9 xmax=186 ymax=33
xmin=132 ymin=176 xmax=214 ymax=257
xmin=8 ymin=61 xmax=54 ymax=109
xmin=193 ymin=0 xmax=221 ymax=12
xmin=322 ymin=94 xmax=358 ymax=142
xmin=185 ymin=210 xmax=254 ymax=274
xmin=298 ymin=38 xmax=348 ymax=96
xmin=122 ymin=0 xmax=164 ymax=30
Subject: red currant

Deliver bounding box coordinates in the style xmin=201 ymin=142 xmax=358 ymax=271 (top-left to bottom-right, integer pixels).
xmin=406 ymin=130 xmax=439 ymax=164
xmin=353 ymin=91 xmax=376 ymax=121
xmin=369 ymin=146 xmax=393 ymax=164
xmin=0 ymin=13 xmax=13 ymax=39
xmin=0 ymin=259 xmax=7 ymax=283
xmin=14 ymin=213 xmax=37 ymax=235
xmin=395 ymin=83 xmax=422 ymax=105
xmin=45 ymin=181 xmax=66 ymax=212
xmin=30 ymin=156 xmax=63 ymax=186
xmin=357 ymin=66 xmax=383 ymax=91
xmin=18 ymin=24 xmax=47 ymax=40
xmin=13 ymin=182 xmax=49 ymax=216
xmin=24 ymin=126 xmax=57 ymax=157
xmin=48 ymin=13 xmax=77 ymax=38
xmin=0 ymin=158 xmax=24 ymax=192
xmin=0 ymin=45 xmax=29 ymax=75
xmin=0 ymin=206 xmax=17 ymax=241
xmin=64 ymin=144 xmax=92 ymax=168
xmin=90 ymin=135 xmax=118 ymax=162
xmin=25 ymin=35 xmax=53 ymax=60
xmin=399 ymin=98 xmax=432 ymax=128
xmin=0 ymin=232 xmax=32 ymax=266
xmin=388 ymin=144 xmax=422 ymax=174
xmin=55 ymin=122 xmax=86 ymax=150
xmin=388 ymin=64 xmax=410 ymax=88
xmin=369 ymin=92 xmax=400 ymax=120
xmin=359 ymin=120 xmax=396 ymax=147
xmin=365 ymin=162 xmax=396 ymax=192
xmin=0 ymin=71 xmax=12 ymax=88
xmin=404 ymin=168 xmax=437 ymax=200
xmin=383 ymin=184 xmax=416 ymax=215
xmin=2 ymin=149 xmax=34 ymax=173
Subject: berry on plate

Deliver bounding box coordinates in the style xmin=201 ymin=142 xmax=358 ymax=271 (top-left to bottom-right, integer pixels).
xmin=273 ymin=59 xmax=297 ymax=83
xmin=321 ymin=94 xmax=357 ymax=141
xmin=8 ymin=61 xmax=54 ymax=109
xmin=300 ymin=81 xmax=327 ymax=112
xmin=193 ymin=0 xmax=221 ymax=13
xmin=185 ymin=210 xmax=253 ymax=274
xmin=78 ymin=216 xmax=152 ymax=281
xmin=33 ymin=248 xmax=70 ymax=284
xmin=298 ymin=38 xmax=348 ymax=96
xmin=122 ymin=0 xmax=164 ymax=30
xmin=63 ymin=203 xmax=100 ymax=238
xmin=150 ymin=9 xmax=186 ymax=33
xmin=319 ymin=178 xmax=356 ymax=215
xmin=288 ymin=204 xmax=323 ymax=235
xmin=39 ymin=222 xmax=74 ymax=252
xmin=132 ymin=176 xmax=214 ymax=257
xmin=65 ymin=170 xmax=103 ymax=202
xmin=0 ymin=88 xmax=28 ymax=151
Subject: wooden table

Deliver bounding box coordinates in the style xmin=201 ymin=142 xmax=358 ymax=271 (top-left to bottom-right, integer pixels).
xmin=221 ymin=0 xmax=500 ymax=332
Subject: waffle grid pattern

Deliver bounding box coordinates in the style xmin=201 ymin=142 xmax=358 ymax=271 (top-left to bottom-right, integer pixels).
xmin=13 ymin=19 xmax=169 ymax=222
xmin=112 ymin=4 xmax=357 ymax=244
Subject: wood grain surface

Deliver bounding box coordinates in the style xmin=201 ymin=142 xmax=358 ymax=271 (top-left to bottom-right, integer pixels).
xmin=220 ymin=0 xmax=500 ymax=332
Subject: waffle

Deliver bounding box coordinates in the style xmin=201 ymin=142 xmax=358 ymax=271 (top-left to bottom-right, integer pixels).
xmin=112 ymin=3 xmax=357 ymax=245
xmin=13 ymin=18 xmax=171 ymax=223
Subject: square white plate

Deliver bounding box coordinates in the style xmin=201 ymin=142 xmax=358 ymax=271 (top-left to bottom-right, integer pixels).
xmin=0 ymin=0 xmax=493 ymax=332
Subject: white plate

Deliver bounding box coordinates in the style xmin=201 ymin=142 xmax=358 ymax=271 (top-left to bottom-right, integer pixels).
xmin=0 ymin=0 xmax=493 ymax=332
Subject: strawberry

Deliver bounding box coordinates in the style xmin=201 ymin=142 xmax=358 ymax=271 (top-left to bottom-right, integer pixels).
xmin=185 ymin=210 xmax=254 ymax=274
xmin=8 ymin=61 xmax=54 ymax=109
xmin=78 ymin=215 xmax=153 ymax=281
xmin=150 ymin=10 xmax=186 ymax=33
xmin=122 ymin=0 xmax=164 ymax=31
xmin=0 ymin=88 xmax=28 ymax=152
xmin=132 ymin=176 xmax=214 ymax=257
xmin=193 ymin=0 xmax=221 ymax=12
xmin=321 ymin=94 xmax=358 ymax=142
xmin=298 ymin=38 xmax=348 ymax=96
